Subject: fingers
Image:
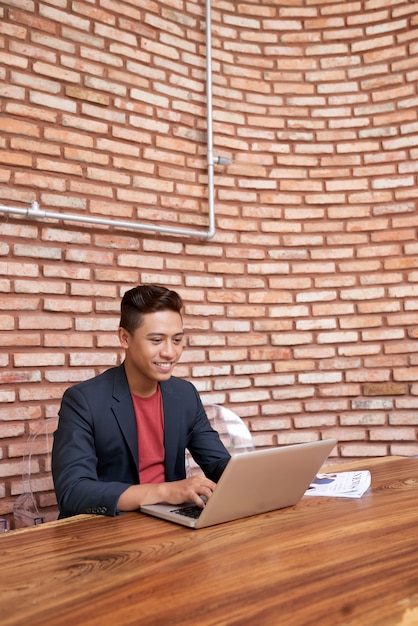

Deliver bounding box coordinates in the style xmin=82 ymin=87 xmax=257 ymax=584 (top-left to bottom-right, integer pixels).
xmin=197 ymin=478 xmax=216 ymax=498
xmin=190 ymin=493 xmax=206 ymax=508
xmin=193 ymin=485 xmax=213 ymax=507
xmin=165 ymin=477 xmax=217 ymax=507
xmin=191 ymin=476 xmax=216 ymax=493
xmin=183 ymin=477 xmax=213 ymax=507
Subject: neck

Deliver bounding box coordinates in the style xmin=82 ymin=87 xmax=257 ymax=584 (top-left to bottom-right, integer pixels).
xmin=123 ymin=363 xmax=158 ymax=398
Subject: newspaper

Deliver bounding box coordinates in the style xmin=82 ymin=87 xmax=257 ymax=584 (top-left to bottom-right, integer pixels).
xmin=304 ymin=470 xmax=371 ymax=499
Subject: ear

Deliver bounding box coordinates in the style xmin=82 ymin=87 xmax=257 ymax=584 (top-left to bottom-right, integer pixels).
xmin=118 ymin=327 xmax=130 ymax=348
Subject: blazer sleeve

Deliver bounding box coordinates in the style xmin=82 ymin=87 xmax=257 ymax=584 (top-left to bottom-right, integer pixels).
xmin=188 ymin=401 xmax=231 ymax=482
xmin=52 ymin=378 xmax=136 ymax=518
xmin=162 ymin=378 xmax=231 ymax=483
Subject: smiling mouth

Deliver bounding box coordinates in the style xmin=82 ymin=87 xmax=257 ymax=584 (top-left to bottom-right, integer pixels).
xmin=154 ymin=362 xmax=173 ymax=369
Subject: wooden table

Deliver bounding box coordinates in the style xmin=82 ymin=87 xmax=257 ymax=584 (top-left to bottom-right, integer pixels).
xmin=1 ymin=456 xmax=418 ymax=626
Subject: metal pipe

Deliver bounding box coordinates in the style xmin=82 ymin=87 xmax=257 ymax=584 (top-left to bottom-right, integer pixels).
xmin=0 ymin=200 xmax=211 ymax=238
xmin=205 ymin=0 xmax=216 ymax=240
xmin=0 ymin=0 xmax=219 ymax=240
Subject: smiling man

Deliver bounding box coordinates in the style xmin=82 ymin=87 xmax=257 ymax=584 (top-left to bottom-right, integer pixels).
xmin=52 ymin=285 xmax=231 ymax=518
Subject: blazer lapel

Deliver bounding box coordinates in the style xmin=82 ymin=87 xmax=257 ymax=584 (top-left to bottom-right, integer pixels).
xmin=111 ymin=364 xmax=139 ymax=472
xmin=161 ymin=380 xmax=180 ymax=481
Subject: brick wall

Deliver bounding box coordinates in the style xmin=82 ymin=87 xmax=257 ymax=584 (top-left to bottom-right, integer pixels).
xmin=1 ymin=0 xmax=418 ymax=525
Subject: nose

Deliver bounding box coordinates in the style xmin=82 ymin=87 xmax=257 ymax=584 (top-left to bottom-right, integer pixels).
xmin=160 ymin=339 xmax=177 ymax=359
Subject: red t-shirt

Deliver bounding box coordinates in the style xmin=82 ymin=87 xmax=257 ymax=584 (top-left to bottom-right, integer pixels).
xmin=131 ymin=386 xmax=165 ymax=484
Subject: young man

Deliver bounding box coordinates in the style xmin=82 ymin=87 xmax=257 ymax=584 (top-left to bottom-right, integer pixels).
xmin=52 ymin=284 xmax=231 ymax=518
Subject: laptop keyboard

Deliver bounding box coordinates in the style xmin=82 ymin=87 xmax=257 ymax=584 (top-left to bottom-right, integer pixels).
xmin=171 ymin=504 xmax=203 ymax=519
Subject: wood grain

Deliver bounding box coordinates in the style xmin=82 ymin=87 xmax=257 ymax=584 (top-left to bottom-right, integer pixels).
xmin=1 ymin=456 xmax=418 ymax=626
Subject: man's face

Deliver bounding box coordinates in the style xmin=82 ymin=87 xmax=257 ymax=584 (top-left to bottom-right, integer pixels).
xmin=119 ymin=310 xmax=184 ymax=391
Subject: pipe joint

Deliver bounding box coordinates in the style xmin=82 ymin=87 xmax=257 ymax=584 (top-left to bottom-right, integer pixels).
xmin=27 ymin=201 xmax=45 ymax=218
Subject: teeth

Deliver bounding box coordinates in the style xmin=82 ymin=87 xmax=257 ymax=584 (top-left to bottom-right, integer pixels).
xmin=155 ymin=362 xmax=171 ymax=367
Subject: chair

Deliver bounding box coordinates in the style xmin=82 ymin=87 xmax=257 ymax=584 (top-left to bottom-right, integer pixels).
xmin=185 ymin=404 xmax=254 ymax=477
xmin=13 ymin=418 xmax=58 ymax=528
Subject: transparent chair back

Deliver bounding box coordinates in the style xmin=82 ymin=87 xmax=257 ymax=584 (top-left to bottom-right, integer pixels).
xmin=186 ymin=404 xmax=254 ymax=477
xmin=13 ymin=418 xmax=58 ymax=528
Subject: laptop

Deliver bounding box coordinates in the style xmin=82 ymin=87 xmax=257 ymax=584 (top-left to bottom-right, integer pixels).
xmin=140 ymin=438 xmax=337 ymax=529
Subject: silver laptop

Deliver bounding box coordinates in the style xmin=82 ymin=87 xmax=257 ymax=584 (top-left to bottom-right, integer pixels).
xmin=140 ymin=438 xmax=337 ymax=529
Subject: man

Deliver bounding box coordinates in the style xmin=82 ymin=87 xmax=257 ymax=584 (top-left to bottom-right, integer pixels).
xmin=52 ymin=284 xmax=231 ymax=518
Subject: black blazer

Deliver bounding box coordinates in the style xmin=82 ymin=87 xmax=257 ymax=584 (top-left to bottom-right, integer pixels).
xmin=52 ymin=364 xmax=230 ymax=517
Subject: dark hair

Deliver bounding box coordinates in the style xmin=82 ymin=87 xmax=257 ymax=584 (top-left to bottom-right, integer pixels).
xmin=119 ymin=284 xmax=183 ymax=334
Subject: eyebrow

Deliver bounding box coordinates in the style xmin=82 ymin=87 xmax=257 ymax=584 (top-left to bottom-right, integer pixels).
xmin=146 ymin=331 xmax=184 ymax=338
